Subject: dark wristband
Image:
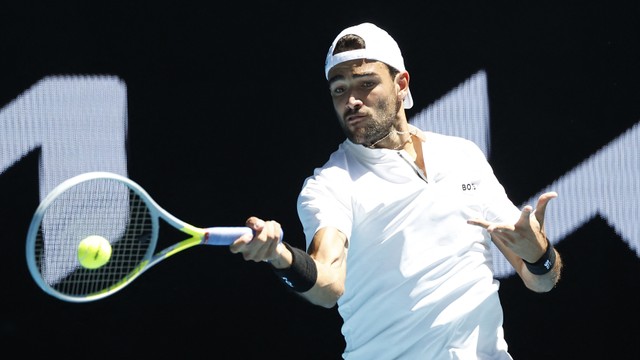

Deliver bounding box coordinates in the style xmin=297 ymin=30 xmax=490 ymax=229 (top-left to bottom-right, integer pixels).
xmin=523 ymin=238 xmax=556 ymax=275
xmin=272 ymin=242 xmax=318 ymax=292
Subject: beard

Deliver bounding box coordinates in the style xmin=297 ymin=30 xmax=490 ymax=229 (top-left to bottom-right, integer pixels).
xmin=341 ymin=96 xmax=402 ymax=147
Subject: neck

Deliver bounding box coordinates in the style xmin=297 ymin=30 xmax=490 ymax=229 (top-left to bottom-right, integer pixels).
xmin=367 ymin=128 xmax=416 ymax=150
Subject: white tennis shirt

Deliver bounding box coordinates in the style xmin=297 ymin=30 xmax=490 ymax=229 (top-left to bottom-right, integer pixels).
xmin=297 ymin=128 xmax=521 ymax=359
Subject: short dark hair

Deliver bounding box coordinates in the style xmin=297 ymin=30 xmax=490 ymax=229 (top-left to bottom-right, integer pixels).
xmin=332 ymin=34 xmax=400 ymax=78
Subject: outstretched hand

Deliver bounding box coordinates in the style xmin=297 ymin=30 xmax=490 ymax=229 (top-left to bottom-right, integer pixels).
xmin=467 ymin=191 xmax=558 ymax=263
xmin=229 ymin=216 xmax=283 ymax=262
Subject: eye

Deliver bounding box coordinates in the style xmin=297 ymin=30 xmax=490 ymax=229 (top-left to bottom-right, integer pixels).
xmin=361 ymin=81 xmax=375 ymax=89
xmin=330 ymin=84 xmax=346 ymax=97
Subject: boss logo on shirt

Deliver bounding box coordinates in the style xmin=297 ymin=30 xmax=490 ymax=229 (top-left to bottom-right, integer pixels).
xmin=461 ymin=183 xmax=478 ymax=191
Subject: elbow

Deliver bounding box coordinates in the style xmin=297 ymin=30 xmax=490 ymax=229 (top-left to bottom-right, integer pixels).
xmin=526 ymin=281 xmax=556 ymax=293
xmin=315 ymin=299 xmax=339 ymax=309
xmin=306 ymin=284 xmax=344 ymax=309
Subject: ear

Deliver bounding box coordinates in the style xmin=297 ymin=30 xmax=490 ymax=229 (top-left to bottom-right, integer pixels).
xmin=396 ymin=71 xmax=410 ymax=102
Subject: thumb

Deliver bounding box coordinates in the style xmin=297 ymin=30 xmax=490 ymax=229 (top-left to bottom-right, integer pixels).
xmin=534 ymin=191 xmax=558 ymax=225
xmin=245 ymin=216 xmax=265 ymax=231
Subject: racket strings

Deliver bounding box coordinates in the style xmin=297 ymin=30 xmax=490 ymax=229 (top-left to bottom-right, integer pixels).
xmin=34 ymin=178 xmax=155 ymax=298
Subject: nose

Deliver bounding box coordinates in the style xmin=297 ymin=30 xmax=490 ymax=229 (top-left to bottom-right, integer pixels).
xmin=346 ymin=95 xmax=363 ymax=110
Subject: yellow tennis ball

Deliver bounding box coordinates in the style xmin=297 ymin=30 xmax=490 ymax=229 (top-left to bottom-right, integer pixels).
xmin=77 ymin=235 xmax=112 ymax=269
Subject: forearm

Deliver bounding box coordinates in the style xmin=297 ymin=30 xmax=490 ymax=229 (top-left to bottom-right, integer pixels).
xmin=492 ymin=232 xmax=563 ymax=293
xmin=270 ymin=238 xmax=346 ymax=308
xmin=298 ymin=259 xmax=345 ymax=308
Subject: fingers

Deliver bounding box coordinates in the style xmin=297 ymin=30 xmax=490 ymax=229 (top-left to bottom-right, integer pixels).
xmin=518 ymin=205 xmax=533 ymax=224
xmin=229 ymin=216 xmax=263 ymax=254
xmin=467 ymin=218 xmax=513 ymax=234
xmin=230 ymin=216 xmax=282 ymax=262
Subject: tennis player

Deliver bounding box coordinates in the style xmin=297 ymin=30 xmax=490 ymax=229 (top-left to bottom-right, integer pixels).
xmin=231 ymin=22 xmax=563 ymax=359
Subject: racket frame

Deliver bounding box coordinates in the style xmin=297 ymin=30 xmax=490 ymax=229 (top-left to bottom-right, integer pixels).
xmin=25 ymin=171 xmax=248 ymax=302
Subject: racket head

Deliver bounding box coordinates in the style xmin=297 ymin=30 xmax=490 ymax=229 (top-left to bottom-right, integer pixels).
xmin=25 ymin=172 xmax=160 ymax=302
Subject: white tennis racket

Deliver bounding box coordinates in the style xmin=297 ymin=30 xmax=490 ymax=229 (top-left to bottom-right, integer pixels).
xmin=25 ymin=171 xmax=280 ymax=302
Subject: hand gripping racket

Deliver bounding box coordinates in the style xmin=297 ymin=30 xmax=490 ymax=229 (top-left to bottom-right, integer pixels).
xmin=25 ymin=171 xmax=280 ymax=303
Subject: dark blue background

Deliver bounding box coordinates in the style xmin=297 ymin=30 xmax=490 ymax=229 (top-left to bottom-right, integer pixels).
xmin=2 ymin=1 xmax=639 ymax=358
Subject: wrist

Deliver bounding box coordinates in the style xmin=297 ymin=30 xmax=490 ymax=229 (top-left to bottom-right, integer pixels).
xmin=267 ymin=244 xmax=292 ymax=269
xmin=271 ymin=242 xmax=317 ymax=292
xmin=523 ymin=237 xmax=556 ymax=275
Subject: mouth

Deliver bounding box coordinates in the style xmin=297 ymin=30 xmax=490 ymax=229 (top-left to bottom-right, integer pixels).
xmin=345 ymin=113 xmax=367 ymax=125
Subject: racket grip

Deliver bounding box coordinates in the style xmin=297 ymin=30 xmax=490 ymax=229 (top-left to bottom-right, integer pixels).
xmin=204 ymin=227 xmax=253 ymax=245
xmin=203 ymin=227 xmax=284 ymax=245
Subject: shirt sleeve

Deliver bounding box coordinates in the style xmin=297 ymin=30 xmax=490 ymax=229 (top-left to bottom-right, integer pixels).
xmin=297 ymin=162 xmax=354 ymax=250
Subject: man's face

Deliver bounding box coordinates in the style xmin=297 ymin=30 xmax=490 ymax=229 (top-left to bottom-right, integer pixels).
xmin=327 ymin=60 xmax=402 ymax=146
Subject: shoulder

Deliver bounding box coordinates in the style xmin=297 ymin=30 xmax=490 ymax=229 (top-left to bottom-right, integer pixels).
xmin=301 ymin=141 xmax=351 ymax=188
xmin=423 ymin=131 xmax=486 ymax=157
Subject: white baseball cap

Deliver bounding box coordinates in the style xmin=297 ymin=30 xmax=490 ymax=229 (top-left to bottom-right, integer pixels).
xmin=324 ymin=22 xmax=414 ymax=109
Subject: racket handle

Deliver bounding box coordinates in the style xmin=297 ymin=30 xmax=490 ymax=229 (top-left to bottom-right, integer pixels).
xmin=203 ymin=227 xmax=284 ymax=245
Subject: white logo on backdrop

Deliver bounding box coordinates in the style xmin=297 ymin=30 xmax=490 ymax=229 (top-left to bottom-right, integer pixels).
xmin=2 ymin=74 xmax=638 ymax=278
xmin=411 ymin=70 xmax=640 ymax=277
